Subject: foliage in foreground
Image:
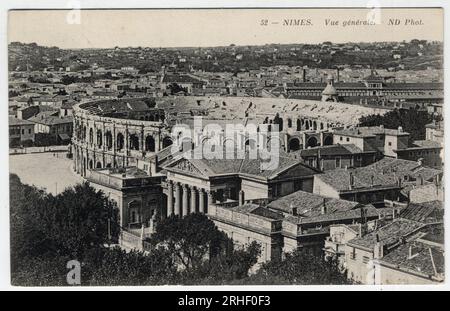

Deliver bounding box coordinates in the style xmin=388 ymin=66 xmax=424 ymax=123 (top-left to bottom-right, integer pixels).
xmin=10 ymin=174 xmax=348 ymax=286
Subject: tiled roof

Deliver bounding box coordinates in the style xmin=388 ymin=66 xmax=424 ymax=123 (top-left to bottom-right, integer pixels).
xmin=284 ymin=205 xmax=383 ymax=225
xmin=28 ymin=115 xmax=73 ymax=126
xmin=399 ymin=201 xmax=443 ymax=223
xmin=165 ymin=146 xmax=318 ymax=180
xmin=379 ymin=240 xmax=444 ymax=279
xmin=267 ymin=190 xmax=359 ymax=216
xmin=367 ymin=157 xmax=442 ymax=181
xmin=232 ymin=204 xmax=284 ymax=221
xmin=316 ymin=166 xmax=399 ymax=192
xmin=9 ymin=117 xmax=34 ymax=126
xmin=300 ymin=144 xmax=367 ymax=157
xmin=348 ymin=218 xmax=424 ymax=250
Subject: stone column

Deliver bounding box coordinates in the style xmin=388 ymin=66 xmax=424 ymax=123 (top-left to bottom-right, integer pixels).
xmin=190 ymin=187 xmax=197 ymax=213
xmin=199 ymin=189 xmax=205 ymax=214
xmin=174 ymin=182 xmax=181 ymax=216
xmin=182 ymin=184 xmax=189 ymax=216
xmin=239 ymin=190 xmax=245 ymax=206
xmin=208 ymin=191 xmax=214 ymax=205
xmin=206 ymin=190 xmax=214 ymax=214
xmin=167 ymin=181 xmax=174 ymax=217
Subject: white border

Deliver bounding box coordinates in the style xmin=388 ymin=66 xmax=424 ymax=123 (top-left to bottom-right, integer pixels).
xmin=0 ymin=0 xmax=448 ymax=291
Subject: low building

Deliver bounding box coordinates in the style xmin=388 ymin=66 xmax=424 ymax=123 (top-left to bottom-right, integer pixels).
xmin=28 ymin=114 xmax=73 ymax=143
xmin=208 ymin=203 xmax=284 ymax=265
xmin=373 ymin=225 xmax=444 ymax=284
xmin=345 ymin=219 xmax=436 ymax=284
xmin=266 ymin=190 xmax=386 ymax=255
xmin=333 ymin=125 xmax=442 ymax=168
xmin=324 ymin=224 xmax=363 ymax=268
xmin=85 ymin=166 xmax=164 ymax=231
xmin=299 ymin=144 xmax=377 ymax=171
xmin=313 ymin=166 xmax=403 ymax=207
xmin=9 ymin=116 xmax=35 ymax=146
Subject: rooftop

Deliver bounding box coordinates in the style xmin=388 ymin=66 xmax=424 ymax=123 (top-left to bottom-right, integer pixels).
xmin=348 ymin=218 xmax=424 ymax=250
xmin=316 ymin=166 xmax=400 ymax=192
xmin=267 ymin=190 xmax=359 ymax=216
xmin=9 ymin=116 xmax=35 ymax=126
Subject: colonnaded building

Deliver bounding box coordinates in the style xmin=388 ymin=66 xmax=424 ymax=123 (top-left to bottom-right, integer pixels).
xmin=71 ymin=95 xmax=442 ymax=263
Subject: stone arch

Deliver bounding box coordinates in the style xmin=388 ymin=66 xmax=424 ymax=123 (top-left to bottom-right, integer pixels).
xmin=129 ymin=133 xmax=140 ymax=150
xmin=89 ymin=128 xmax=94 ymax=144
xmin=145 ymin=135 xmax=156 ymax=152
xmin=223 ymin=137 xmax=235 ymax=148
xmin=162 ymin=137 xmax=173 ymax=148
xmin=306 ymin=136 xmax=318 ymax=148
xmin=96 ymin=129 xmax=103 ymax=147
xmin=88 ymin=159 xmax=93 ymax=170
xmin=323 ymin=136 xmax=333 ymax=146
xmin=128 ymin=200 xmax=141 ymax=224
xmin=266 ymin=136 xmax=284 ymax=151
xmin=288 ymin=137 xmax=301 ymax=151
xmin=245 ymin=138 xmax=257 ymax=150
xmin=117 ymin=132 xmax=125 ymax=150
xmin=105 ymin=131 xmax=113 ymax=150
xmin=96 ymin=161 xmax=102 ymax=168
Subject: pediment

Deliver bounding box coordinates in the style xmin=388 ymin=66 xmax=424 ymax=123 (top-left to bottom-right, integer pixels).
xmin=169 ymin=158 xmax=204 ymax=176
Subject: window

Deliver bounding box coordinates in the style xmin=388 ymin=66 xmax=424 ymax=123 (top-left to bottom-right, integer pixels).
xmin=28 ymin=129 xmax=31 ymax=134
xmin=362 ymin=256 xmax=370 ymax=264
xmin=340 ymin=137 xmax=343 ymax=141
xmin=346 ymin=137 xmax=350 ymax=142
xmin=21 ymin=129 xmax=24 ymax=135
xmin=388 ymin=142 xmax=392 ymax=146
xmin=350 ymin=248 xmax=356 ymax=260
xmin=335 ymin=157 xmax=341 ymax=168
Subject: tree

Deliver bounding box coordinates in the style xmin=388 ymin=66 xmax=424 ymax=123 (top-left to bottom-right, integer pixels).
xmin=10 ymin=175 xmax=120 ymax=286
xmin=167 ymin=83 xmax=187 ymax=95
xmin=244 ymin=249 xmax=350 ymax=285
xmin=358 ymin=108 xmax=435 ymax=141
xmin=83 ymin=247 xmax=177 ymax=286
xmin=151 ymin=213 xmax=226 ymax=270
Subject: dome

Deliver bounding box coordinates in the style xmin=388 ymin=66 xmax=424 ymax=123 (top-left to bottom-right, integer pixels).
xmin=322 ymin=83 xmax=337 ymax=96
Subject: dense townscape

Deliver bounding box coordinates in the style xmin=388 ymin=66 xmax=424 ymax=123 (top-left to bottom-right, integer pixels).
xmin=9 ymin=40 xmax=444 ymax=285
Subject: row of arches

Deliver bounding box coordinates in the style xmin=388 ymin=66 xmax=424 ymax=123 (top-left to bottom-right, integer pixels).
xmin=78 ymin=125 xmax=174 ymax=153
xmin=262 ymin=115 xmax=333 ymax=132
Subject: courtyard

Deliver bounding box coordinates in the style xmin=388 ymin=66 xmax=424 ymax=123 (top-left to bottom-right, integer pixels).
xmin=9 ymin=152 xmax=83 ymax=195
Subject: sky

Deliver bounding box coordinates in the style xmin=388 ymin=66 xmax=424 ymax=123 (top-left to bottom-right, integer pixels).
xmin=8 ymin=8 xmax=443 ymax=49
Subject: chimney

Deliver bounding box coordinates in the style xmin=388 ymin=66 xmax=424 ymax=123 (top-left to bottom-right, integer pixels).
xmin=360 ymin=206 xmax=366 ymax=223
xmin=290 ymin=203 xmax=298 ymax=216
xmin=417 ymin=158 xmax=423 ymax=167
xmin=374 ymin=234 xmax=384 ymax=259
xmin=238 ymin=190 xmax=245 ymax=206
xmin=321 ymin=198 xmax=327 ymax=214
xmin=336 ymin=68 xmax=340 ymax=83
xmin=398 ymin=126 xmax=403 ymax=133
